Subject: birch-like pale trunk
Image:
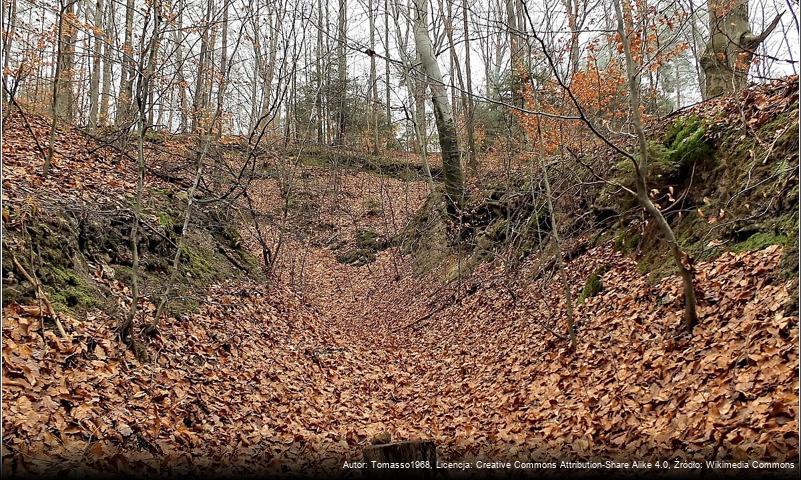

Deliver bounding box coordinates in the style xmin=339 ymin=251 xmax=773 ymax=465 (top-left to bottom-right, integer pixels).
xmin=413 ymin=0 xmax=464 ymax=214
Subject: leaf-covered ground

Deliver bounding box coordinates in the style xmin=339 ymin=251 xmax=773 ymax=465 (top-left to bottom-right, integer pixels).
xmin=2 ymin=82 xmax=799 ymax=477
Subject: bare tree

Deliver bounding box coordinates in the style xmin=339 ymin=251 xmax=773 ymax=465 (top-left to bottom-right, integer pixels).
xmin=612 ymin=0 xmax=698 ymax=330
xmin=462 ymin=0 xmax=478 ymax=171
xmin=413 ymin=0 xmax=465 ymax=213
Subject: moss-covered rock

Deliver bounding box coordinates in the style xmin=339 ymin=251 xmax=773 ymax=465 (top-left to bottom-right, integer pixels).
xmin=578 ymin=265 xmax=609 ymax=304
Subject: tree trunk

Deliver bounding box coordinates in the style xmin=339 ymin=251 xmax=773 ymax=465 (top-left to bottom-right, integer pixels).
xmin=505 ymin=0 xmax=521 ymax=105
xmin=174 ymin=0 xmax=188 ymax=132
xmin=54 ymin=0 xmax=76 ymax=122
xmin=700 ymin=0 xmax=783 ymax=98
xmin=215 ymin=2 xmax=229 ymax=139
xmin=259 ymin=5 xmax=280 ymax=132
xmin=413 ymin=0 xmax=464 ymax=214
xmin=385 ymin=0 xmax=391 ymax=144
xmin=3 ymin=0 xmax=17 ymax=104
xmin=316 ymin=0 xmax=324 ymax=143
xmin=613 ymin=0 xmax=698 ymax=331
xmin=115 ymin=0 xmax=134 ymax=127
xmin=335 ymin=0 xmax=348 ymax=145
xmin=462 ymin=0 xmax=477 ymax=171
xmin=98 ymin=0 xmax=113 ymax=126
xmin=369 ymin=0 xmax=379 ymax=154
xmin=192 ymin=0 xmax=213 ymax=133
xmin=562 ymin=0 xmax=580 ymax=76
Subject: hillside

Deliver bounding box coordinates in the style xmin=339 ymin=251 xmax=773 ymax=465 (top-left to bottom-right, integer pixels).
xmin=2 ymin=74 xmax=798 ymax=477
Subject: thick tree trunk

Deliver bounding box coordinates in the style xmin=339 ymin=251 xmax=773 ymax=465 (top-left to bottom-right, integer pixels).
xmin=562 ymin=0 xmax=581 ymax=76
xmin=505 ymin=0 xmax=521 ymax=105
xmin=413 ymin=0 xmax=464 ymax=214
xmin=192 ymin=0 xmax=213 ymax=133
xmin=700 ymin=0 xmax=783 ymax=98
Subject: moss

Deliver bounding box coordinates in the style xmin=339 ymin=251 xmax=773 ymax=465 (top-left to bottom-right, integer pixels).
xmin=355 ymin=228 xmax=383 ymax=250
xmin=46 ymin=267 xmax=100 ymax=313
xmin=336 ymin=248 xmax=376 ymax=266
xmin=613 ymin=230 xmax=641 ymax=253
xmin=179 ymin=244 xmax=216 ymax=280
xmin=651 ymin=116 xmax=713 ymax=179
xmin=158 ymin=211 xmax=176 ymax=231
xmin=609 ymin=116 xmax=713 ymax=191
xmin=578 ymin=265 xmax=609 ymax=304
xmin=362 ymin=197 xmax=382 ymax=216
xmin=730 ymin=232 xmax=789 ymax=253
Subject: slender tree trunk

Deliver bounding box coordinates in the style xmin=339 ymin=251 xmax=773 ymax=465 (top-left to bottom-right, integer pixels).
xmin=3 ymin=0 xmax=17 ymax=104
xmin=120 ymin=0 xmax=161 ymax=360
xmin=612 ymin=0 xmax=698 ymax=331
xmin=462 ymin=0 xmax=477 ymax=171
xmin=335 ymin=0 xmax=348 ymax=145
xmin=369 ymin=0 xmax=379 ymax=154
xmin=413 ymin=0 xmax=464 ymax=214
xmin=88 ymin=0 xmax=103 ymax=128
xmin=174 ymin=0 xmax=189 ymax=133
xmin=98 ymin=0 xmax=113 ymax=126
xmin=215 ymin=2 xmax=229 ymax=139
xmin=540 ymin=144 xmax=576 ymax=349
xmin=385 ymin=0 xmax=391 ymax=144
xmin=687 ymin=0 xmax=706 ymax=99
xmin=115 ymin=0 xmax=135 ymax=126
xmin=316 ymin=0 xmax=324 ymax=143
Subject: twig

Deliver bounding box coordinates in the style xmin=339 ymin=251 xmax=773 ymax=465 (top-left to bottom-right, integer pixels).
xmin=6 ymin=247 xmax=68 ymax=338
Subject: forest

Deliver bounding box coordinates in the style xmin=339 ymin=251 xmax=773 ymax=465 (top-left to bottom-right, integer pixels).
xmin=1 ymin=0 xmax=799 ymax=477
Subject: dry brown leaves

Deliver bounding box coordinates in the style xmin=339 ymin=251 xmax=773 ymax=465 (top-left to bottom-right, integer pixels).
xmin=2 ymin=79 xmax=798 ymax=476
xmin=4 ymin=240 xmax=796 ymax=476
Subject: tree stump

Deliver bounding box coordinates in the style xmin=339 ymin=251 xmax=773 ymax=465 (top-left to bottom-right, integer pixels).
xmin=362 ymin=440 xmax=437 ymax=479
